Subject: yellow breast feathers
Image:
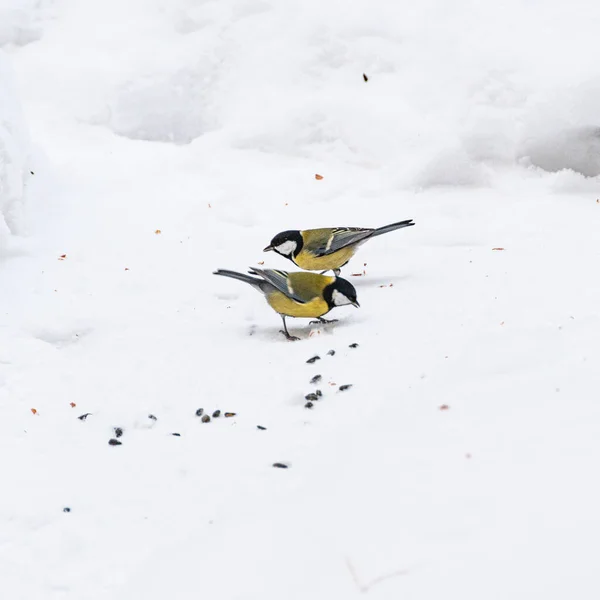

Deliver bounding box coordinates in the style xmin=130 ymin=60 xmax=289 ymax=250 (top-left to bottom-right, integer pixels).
xmin=294 ymin=245 xmax=357 ymax=271
xmin=265 ymin=271 xmax=335 ymax=318
xmin=266 ymin=292 xmax=330 ymax=318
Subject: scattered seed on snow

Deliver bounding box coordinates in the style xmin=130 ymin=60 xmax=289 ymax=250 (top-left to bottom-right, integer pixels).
xmin=315 ymin=389 xmax=322 ymax=397
xmin=78 ymin=413 xmax=91 ymax=421
xmin=327 ymin=349 xmax=335 ymax=356
xmin=306 ymin=355 xmax=320 ymax=364
xmin=212 ymin=410 xmax=221 ymax=418
xmin=339 ymin=384 xmax=353 ymax=391
xmin=305 ymin=401 xmax=314 ymax=409
xmin=349 ymin=343 xmax=359 ymax=349
xmin=63 ymin=507 xmax=71 ymax=513
xmin=148 ymin=414 xmax=158 ymax=421
xmin=257 ymin=425 xmax=267 ymax=430
xmin=305 ymin=393 xmax=319 ymax=402
xmin=272 ymin=463 xmax=288 ymax=469
xmin=171 ymin=433 xmax=181 ymax=437
xmin=224 ymin=412 xmax=236 ymax=418
xmin=201 ymin=415 xmax=211 ymax=423
xmin=114 ymin=427 xmax=124 ymax=438
xmin=195 ymin=408 xmax=204 ymax=417
xmin=310 ymin=374 xmax=322 ymax=384
xmin=108 ymin=439 xmax=122 ymax=446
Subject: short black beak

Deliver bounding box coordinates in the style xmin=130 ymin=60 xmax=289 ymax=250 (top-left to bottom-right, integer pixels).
xmin=352 ymin=300 xmax=360 ymax=308
xmin=263 ymin=245 xmax=273 ymax=252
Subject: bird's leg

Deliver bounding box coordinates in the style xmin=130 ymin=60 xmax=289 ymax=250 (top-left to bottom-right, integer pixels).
xmin=309 ymin=317 xmax=339 ymax=325
xmin=279 ymin=315 xmax=300 ymax=341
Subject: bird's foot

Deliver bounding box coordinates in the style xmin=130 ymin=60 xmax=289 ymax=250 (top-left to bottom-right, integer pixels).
xmin=279 ymin=330 xmax=300 ymax=341
xmin=309 ymin=318 xmax=338 ymax=325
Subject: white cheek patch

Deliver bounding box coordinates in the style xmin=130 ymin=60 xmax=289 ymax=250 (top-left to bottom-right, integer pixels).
xmin=275 ymin=240 xmax=297 ymax=256
xmin=332 ymin=289 xmax=352 ymax=306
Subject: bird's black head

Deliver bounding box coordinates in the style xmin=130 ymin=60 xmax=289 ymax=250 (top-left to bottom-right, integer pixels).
xmin=263 ymin=230 xmax=303 ymax=259
xmin=323 ymin=277 xmax=360 ymax=310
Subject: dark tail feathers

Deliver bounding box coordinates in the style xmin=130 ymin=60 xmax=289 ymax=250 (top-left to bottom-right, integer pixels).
xmin=213 ymin=269 xmax=262 ymax=288
xmin=371 ymin=219 xmax=415 ymax=238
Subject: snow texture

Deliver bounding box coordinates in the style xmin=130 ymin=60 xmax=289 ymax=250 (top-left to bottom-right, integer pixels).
xmin=0 ymin=49 xmax=31 ymax=255
xmin=0 ymin=0 xmax=54 ymax=47
xmin=2 ymin=0 xmax=600 ymax=598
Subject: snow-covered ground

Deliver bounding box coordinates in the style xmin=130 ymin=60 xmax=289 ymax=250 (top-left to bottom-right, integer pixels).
xmin=2 ymin=1 xmax=600 ymax=598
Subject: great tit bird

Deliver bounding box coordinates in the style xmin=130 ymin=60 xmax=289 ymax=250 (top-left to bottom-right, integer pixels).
xmin=213 ymin=267 xmax=359 ymax=341
xmin=263 ymin=219 xmax=415 ymax=274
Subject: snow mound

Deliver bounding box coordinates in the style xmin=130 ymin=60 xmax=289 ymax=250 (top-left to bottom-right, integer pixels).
xmin=0 ymin=50 xmax=30 ymax=254
xmin=0 ymin=0 xmax=52 ymax=47
xmin=518 ymin=80 xmax=600 ymax=177
xmin=520 ymin=126 xmax=600 ymax=177
xmin=414 ymin=147 xmax=491 ymax=188
xmin=106 ymin=63 xmax=217 ymax=145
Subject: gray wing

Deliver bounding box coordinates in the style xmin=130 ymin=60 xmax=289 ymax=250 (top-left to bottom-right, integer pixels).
xmin=309 ymin=227 xmax=374 ymax=256
xmin=248 ymin=268 xmax=306 ymax=303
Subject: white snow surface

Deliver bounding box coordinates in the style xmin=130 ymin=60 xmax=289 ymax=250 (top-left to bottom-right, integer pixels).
xmin=0 ymin=48 xmax=32 ymax=254
xmin=2 ymin=1 xmax=600 ymax=598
